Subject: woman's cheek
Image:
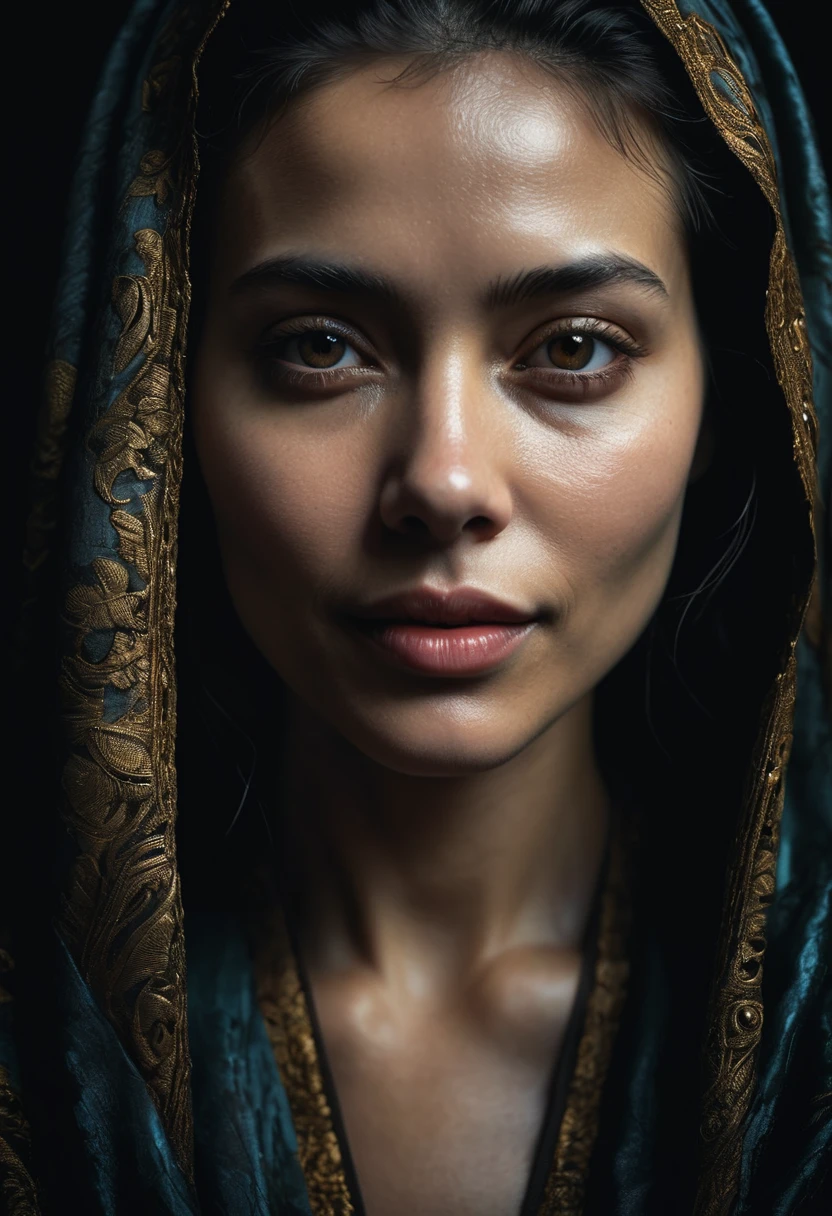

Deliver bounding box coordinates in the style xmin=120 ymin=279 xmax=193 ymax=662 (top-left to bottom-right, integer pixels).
xmin=590 ymin=433 xmax=690 ymax=574
xmin=527 ymin=381 xmax=703 ymax=661
xmin=201 ymin=406 xmax=368 ymax=597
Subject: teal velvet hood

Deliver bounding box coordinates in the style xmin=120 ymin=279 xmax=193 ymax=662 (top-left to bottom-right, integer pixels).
xmin=2 ymin=2 xmax=829 ymax=1214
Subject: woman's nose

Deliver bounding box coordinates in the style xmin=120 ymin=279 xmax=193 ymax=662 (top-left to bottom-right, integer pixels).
xmin=378 ymin=365 xmax=513 ymax=545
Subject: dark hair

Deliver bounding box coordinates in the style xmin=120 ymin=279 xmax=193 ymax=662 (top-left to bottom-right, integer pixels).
xmin=195 ymin=0 xmax=712 ymax=234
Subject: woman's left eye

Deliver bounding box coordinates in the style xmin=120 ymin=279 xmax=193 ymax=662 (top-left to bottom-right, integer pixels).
xmin=523 ymin=332 xmax=617 ymax=373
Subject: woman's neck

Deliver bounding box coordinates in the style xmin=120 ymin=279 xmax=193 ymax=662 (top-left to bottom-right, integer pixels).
xmin=278 ymin=694 xmax=609 ymax=997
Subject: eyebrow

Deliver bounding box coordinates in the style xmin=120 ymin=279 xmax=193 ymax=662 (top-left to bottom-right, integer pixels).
xmin=231 ymin=255 xmax=409 ymax=308
xmin=229 ymin=251 xmax=668 ymax=307
xmin=486 ymin=255 xmax=669 ymax=306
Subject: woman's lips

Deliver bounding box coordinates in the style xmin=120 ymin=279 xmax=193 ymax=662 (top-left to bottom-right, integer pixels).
xmin=348 ymin=587 xmax=538 ymax=676
xmin=357 ymin=620 xmax=536 ymax=675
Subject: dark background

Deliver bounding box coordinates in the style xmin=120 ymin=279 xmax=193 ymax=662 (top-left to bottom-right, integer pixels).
xmin=6 ymin=1 xmax=828 ymax=637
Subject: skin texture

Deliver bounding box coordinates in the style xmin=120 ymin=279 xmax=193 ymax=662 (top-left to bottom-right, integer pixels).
xmin=192 ymin=52 xmax=705 ymax=1216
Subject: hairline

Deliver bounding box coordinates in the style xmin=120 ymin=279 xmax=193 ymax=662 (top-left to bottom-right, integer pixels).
xmin=234 ymin=45 xmax=693 ymax=236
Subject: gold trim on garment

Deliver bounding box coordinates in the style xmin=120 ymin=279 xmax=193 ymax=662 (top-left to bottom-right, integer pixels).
xmin=58 ymin=217 xmax=193 ymax=1160
xmin=253 ymin=882 xmax=355 ymax=1216
xmin=640 ymin=5 xmax=818 ymax=1214
xmin=540 ymin=821 xmax=632 ymax=1212
xmin=54 ymin=1 xmax=230 ymax=1176
xmin=253 ymin=831 xmax=631 ymax=1216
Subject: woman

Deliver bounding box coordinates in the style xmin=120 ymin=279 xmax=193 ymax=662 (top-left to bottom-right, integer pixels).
xmin=2 ymin=1 xmax=829 ymax=1213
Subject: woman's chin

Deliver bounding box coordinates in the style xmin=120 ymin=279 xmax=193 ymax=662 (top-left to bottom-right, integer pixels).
xmin=331 ymin=708 xmax=550 ymax=778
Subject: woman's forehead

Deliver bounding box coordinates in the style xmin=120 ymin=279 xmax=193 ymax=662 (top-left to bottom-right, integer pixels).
xmin=215 ymin=53 xmax=689 ymax=301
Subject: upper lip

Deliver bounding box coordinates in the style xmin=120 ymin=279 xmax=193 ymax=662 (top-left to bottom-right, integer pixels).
xmin=350 ymin=587 xmax=537 ymax=626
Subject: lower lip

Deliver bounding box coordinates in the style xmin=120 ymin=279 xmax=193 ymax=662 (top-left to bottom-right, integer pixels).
xmin=354 ymin=621 xmax=536 ymax=676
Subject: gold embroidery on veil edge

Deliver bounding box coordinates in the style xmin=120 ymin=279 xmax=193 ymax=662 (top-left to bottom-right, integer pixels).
xmin=639 ymin=5 xmax=818 ymax=1215
xmin=59 ymin=220 xmax=192 ymax=1158
xmin=55 ymin=1 xmax=229 ymax=1175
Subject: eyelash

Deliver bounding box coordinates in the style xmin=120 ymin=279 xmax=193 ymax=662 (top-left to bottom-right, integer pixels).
xmin=253 ymin=314 xmax=648 ymax=399
xmin=255 ymin=317 xmax=374 ymax=392
xmin=514 ymin=319 xmax=647 ymax=401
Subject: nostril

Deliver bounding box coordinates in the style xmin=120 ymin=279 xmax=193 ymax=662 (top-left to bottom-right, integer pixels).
xmin=464 ymin=515 xmax=492 ymax=532
xmin=401 ymin=515 xmax=429 ymax=534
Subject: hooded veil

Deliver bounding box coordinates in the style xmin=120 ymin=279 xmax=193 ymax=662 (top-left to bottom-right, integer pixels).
xmin=2 ymin=2 xmax=830 ymax=1214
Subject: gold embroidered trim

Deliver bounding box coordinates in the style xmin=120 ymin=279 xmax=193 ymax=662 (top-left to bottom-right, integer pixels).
xmin=254 ymin=885 xmax=355 ymax=1216
xmin=54 ymin=1 xmax=229 ymax=1174
xmin=252 ymin=834 xmax=629 ymax=1216
xmin=639 ymin=5 xmax=819 ymax=1214
xmin=57 ymin=215 xmax=194 ymax=1166
xmin=539 ymin=821 xmax=632 ymax=1214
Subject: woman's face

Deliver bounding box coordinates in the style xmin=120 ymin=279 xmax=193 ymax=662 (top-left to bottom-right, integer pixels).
xmin=192 ymin=53 xmax=705 ymax=776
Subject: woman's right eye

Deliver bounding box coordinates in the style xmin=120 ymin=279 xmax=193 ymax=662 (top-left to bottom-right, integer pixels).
xmin=266 ymin=326 xmax=365 ymax=371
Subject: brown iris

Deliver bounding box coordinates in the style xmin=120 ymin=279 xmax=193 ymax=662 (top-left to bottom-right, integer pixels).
xmin=297 ymin=330 xmax=347 ymax=368
xmin=547 ymin=333 xmax=594 ymax=371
